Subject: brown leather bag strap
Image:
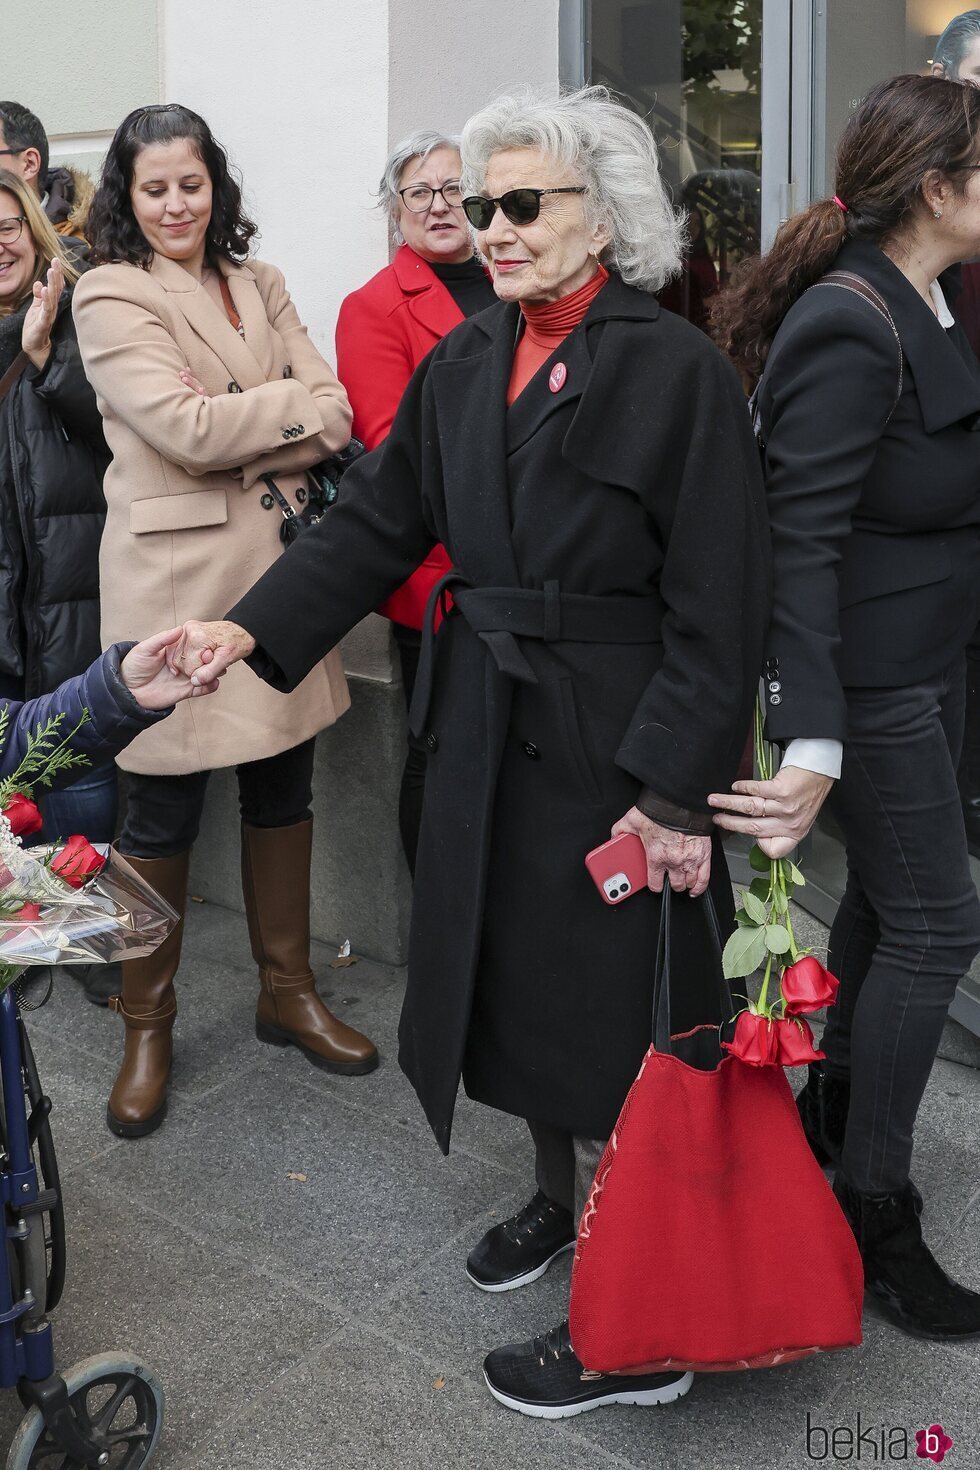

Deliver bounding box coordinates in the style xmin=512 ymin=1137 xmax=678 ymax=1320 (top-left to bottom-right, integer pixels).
xmin=815 ymin=270 xmax=904 ymax=421
xmin=0 ymin=351 xmax=29 ymax=403
xmin=217 ymin=273 xmax=245 ymax=337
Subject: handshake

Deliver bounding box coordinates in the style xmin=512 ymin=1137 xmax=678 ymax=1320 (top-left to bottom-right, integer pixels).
xmin=122 ymin=621 xmax=256 ymax=711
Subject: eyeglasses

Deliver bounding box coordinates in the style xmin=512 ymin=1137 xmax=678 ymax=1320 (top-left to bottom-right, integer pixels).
xmin=398 ymin=182 xmax=463 ymax=213
xmin=0 ymin=216 xmax=26 ymax=245
xmin=461 ymin=186 xmax=588 ymax=231
xmin=0 ymin=148 xmax=25 ymax=158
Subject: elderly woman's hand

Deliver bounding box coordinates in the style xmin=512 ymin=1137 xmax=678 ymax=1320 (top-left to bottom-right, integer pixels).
xmin=611 ymin=807 xmax=712 ymax=897
xmin=707 ymin=767 xmax=833 ymax=859
xmin=168 ymin=619 xmax=256 ymax=681
xmin=21 ymin=257 xmax=64 ymax=371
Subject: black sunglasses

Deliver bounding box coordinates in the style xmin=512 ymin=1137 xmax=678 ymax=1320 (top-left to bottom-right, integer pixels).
xmin=461 ymin=186 xmax=588 ymax=230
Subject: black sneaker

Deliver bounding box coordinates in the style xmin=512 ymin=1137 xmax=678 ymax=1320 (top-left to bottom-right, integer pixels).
xmin=466 ymin=1190 xmax=575 ymax=1293
xmin=483 ymin=1320 xmax=694 ymax=1419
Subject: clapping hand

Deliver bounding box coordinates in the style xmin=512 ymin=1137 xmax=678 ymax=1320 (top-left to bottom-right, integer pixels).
xmin=121 ymin=628 xmax=225 ymax=710
xmin=167 ymin=620 xmax=257 ymax=683
xmin=22 ymin=256 xmax=65 ymax=371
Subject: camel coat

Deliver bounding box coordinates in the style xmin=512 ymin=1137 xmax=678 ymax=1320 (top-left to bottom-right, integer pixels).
xmin=72 ymin=252 xmax=352 ymax=774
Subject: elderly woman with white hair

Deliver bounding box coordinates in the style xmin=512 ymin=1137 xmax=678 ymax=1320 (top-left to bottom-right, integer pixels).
xmin=172 ymin=87 xmax=770 ymax=1416
xmin=336 ymin=130 xmax=495 ymax=870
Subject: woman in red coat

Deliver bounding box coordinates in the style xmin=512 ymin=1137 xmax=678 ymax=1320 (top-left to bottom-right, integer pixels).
xmin=336 ymin=131 xmax=495 ymax=870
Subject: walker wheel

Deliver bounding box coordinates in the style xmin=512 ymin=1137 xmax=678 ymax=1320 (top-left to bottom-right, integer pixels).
xmin=6 ymin=1354 xmax=164 ymax=1469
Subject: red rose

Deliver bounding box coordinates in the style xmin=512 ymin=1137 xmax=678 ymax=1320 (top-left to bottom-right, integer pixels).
xmin=4 ymin=793 xmax=42 ymax=838
xmin=774 ymin=1016 xmax=826 ymax=1066
xmin=780 ymin=956 xmax=840 ymax=1016
xmin=722 ymin=1010 xmax=778 ymax=1066
xmin=51 ymin=835 xmax=105 ymax=889
xmin=0 ymin=900 xmax=41 ymax=946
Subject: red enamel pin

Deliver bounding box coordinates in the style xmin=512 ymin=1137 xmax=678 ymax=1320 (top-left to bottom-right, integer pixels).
xmin=549 ymin=362 xmax=567 ymax=393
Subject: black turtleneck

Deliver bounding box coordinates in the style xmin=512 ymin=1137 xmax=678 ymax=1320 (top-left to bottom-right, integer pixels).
xmin=429 ymin=256 xmax=496 ymax=319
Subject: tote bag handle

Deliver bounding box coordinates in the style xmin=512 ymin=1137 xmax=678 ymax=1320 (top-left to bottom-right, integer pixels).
xmin=651 ymin=890 xmax=734 ymax=1054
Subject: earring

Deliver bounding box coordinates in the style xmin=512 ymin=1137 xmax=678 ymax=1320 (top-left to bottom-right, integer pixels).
xmin=934 ymin=209 xmax=943 ymax=218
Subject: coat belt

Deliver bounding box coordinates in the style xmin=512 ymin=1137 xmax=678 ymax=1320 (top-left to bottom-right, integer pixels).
xmin=409 ymin=570 xmax=666 ymax=737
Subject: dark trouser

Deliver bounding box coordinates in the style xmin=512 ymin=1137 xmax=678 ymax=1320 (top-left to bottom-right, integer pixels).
xmin=527 ymin=1119 xmax=606 ymax=1225
xmin=119 ymin=739 xmax=317 ymax=858
xmin=822 ymin=661 xmax=980 ymax=1192
xmin=392 ymin=623 xmax=427 ymax=876
xmin=0 ymin=671 xmax=117 ymax=844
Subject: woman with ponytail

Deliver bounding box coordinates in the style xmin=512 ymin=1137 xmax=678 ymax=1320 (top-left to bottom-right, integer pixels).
xmin=711 ymin=73 xmax=980 ymax=1342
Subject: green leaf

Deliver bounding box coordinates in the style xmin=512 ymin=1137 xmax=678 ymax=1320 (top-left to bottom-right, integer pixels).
xmin=742 ymin=890 xmax=768 ymax=925
xmin=722 ymin=924 xmax=768 ymax=979
xmin=734 ymin=907 xmax=754 ymax=927
xmin=765 ymin=924 xmax=792 ymax=955
xmin=772 ymin=886 xmax=789 ymax=915
xmin=788 ymin=861 xmax=806 ymax=888
xmin=749 ymin=876 xmax=771 ymax=902
xmin=749 ymin=844 xmax=770 ymax=873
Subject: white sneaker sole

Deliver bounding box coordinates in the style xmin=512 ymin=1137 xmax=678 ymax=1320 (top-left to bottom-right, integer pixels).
xmin=484 ymin=1368 xmax=695 ymax=1419
xmin=465 ymin=1239 xmax=575 ymax=1294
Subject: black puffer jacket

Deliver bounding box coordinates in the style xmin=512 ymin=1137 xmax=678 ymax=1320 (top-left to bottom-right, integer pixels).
xmin=0 ymin=290 xmax=109 ymax=697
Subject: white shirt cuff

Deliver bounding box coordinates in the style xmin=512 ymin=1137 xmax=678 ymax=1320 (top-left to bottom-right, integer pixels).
xmin=780 ymin=738 xmax=842 ymax=781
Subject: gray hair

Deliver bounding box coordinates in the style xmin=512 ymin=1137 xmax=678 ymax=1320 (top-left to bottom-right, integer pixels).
xmin=934 ymin=10 xmax=980 ymax=78
xmin=460 ymin=87 xmax=685 ymax=294
xmin=378 ymin=129 xmax=461 ymax=244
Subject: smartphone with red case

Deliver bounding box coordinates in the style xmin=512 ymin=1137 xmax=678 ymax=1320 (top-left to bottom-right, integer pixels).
xmin=584 ymin=833 xmax=648 ymax=905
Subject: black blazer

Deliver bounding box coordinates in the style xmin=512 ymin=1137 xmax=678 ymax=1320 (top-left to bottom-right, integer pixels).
xmin=757 ymin=238 xmax=980 ymax=743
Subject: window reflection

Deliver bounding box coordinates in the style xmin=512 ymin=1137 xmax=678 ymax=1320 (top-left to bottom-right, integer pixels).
xmin=588 ymin=0 xmax=762 ymax=328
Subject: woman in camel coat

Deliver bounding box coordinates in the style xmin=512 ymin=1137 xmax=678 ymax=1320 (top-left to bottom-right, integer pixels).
xmin=74 ymin=103 xmax=377 ymax=1140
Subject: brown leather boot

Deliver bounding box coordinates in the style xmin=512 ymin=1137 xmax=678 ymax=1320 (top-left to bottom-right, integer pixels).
xmin=106 ymin=851 xmax=190 ymax=1138
xmin=242 ymin=819 xmax=378 ymax=1075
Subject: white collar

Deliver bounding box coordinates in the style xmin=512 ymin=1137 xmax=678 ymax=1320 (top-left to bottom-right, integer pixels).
xmin=929 ymin=279 xmax=955 ymax=328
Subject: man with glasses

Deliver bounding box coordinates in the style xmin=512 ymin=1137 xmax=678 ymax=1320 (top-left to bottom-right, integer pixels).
xmin=0 ymin=101 xmax=89 ymax=242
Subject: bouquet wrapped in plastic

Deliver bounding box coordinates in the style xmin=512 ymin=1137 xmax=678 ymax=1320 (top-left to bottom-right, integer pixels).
xmin=0 ymin=708 xmax=178 ymax=995
xmin=0 ymin=843 xmax=178 ymax=981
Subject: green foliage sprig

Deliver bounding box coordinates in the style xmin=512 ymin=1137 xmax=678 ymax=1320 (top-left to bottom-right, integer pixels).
xmin=0 ymin=711 xmax=91 ymax=812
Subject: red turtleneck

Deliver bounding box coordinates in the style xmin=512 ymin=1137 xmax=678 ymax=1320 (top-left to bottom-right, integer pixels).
xmin=506 ymin=262 xmax=609 ymax=406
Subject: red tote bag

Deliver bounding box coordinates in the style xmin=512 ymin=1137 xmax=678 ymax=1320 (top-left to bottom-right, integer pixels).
xmin=569 ymin=893 xmax=864 ymax=1375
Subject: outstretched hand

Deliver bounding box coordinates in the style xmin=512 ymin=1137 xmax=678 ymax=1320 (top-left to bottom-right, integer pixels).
xmin=121 ymin=628 xmax=223 ymax=710
xmin=168 ymin=620 xmax=257 ymax=683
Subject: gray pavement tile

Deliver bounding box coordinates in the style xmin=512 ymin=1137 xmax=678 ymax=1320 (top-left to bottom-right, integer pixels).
xmin=363 ymin=1217 xmax=573 ymax=1384
xmin=21 ymin=1026 xmax=128 ymax=1176
xmin=911 ymin=1058 xmax=980 ymax=1234
xmin=283 ymin=963 xmax=535 ymax=1176
xmin=811 ymin=1328 xmax=980 ymax=1466
xmin=0 ymin=1183 xmax=344 ymax=1465
xmin=180 ymin=1325 xmax=666 ymax=1470
xmin=80 ymin=1057 xmax=516 ymax=1316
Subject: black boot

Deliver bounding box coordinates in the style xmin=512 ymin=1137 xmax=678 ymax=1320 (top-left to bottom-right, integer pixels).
xmin=796 ymin=1062 xmax=849 ymax=1166
xmin=834 ymin=1175 xmax=980 ymax=1341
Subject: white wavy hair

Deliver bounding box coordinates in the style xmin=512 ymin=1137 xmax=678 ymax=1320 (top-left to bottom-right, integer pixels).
xmin=460 ymin=87 xmax=685 ymax=294
xmin=378 ymin=129 xmax=462 ymax=245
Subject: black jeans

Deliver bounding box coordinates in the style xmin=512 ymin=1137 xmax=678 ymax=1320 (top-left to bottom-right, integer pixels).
xmin=119 ymin=739 xmax=317 ymax=859
xmin=823 ymin=661 xmax=980 ymax=1192
xmin=392 ymin=623 xmax=427 ymax=876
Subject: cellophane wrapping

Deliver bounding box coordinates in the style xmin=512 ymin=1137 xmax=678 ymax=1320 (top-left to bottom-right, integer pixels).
xmin=0 ymin=845 xmax=178 ymax=975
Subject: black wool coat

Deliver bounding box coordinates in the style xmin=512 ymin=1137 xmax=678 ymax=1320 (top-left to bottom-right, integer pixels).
xmin=230 ymin=273 xmax=771 ymax=1151
xmin=0 ymin=290 xmax=109 ymax=697
xmin=756 ymin=239 xmax=980 ymax=743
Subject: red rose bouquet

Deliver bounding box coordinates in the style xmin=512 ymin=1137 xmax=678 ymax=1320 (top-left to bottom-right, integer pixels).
xmin=0 ymin=710 xmax=177 ymax=992
xmin=721 ymin=699 xmax=840 ymax=1068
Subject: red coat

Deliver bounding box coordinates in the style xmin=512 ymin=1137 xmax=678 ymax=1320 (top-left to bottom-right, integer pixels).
xmin=336 ymin=245 xmax=461 ymax=628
